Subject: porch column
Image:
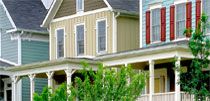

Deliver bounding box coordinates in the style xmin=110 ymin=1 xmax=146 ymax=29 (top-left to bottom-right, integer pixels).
xmin=11 ymin=76 xmax=19 ymax=101
xmin=65 ymin=69 xmax=76 ymax=96
xmin=46 ymin=71 xmax=54 ymax=93
xmin=149 ymin=60 xmax=154 ymax=101
xmin=175 ymin=57 xmax=181 ymax=101
xmin=29 ymin=74 xmax=36 ymax=101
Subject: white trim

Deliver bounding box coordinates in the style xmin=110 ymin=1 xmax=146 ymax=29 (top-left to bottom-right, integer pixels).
xmin=96 ymin=18 xmax=108 ymax=55
xmin=139 ymin=0 xmax=143 ymax=48
xmin=0 ymin=0 xmax=16 ymax=29
xmin=150 ymin=8 xmax=161 ymax=43
xmin=0 ymin=69 xmax=13 ymax=76
xmin=75 ymin=23 xmax=86 ymax=56
xmin=149 ymin=3 xmax=162 ymax=10
xmin=52 ymin=8 xmax=110 ymax=22
xmin=103 ymin=0 xmax=113 ymax=11
xmin=174 ymin=0 xmax=188 ymax=5
xmin=55 ymin=27 xmax=65 ymax=59
xmin=49 ymin=25 xmax=52 ymax=60
xmin=76 ymin=0 xmax=84 ymax=13
xmin=0 ymin=58 xmax=18 ymax=66
xmin=18 ymin=35 xmax=21 ymax=65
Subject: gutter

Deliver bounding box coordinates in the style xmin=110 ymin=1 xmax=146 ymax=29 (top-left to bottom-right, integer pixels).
xmin=6 ymin=28 xmax=48 ymax=35
xmin=112 ymin=12 xmax=120 ymax=53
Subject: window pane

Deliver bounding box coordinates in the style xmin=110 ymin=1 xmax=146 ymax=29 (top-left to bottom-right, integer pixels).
xmin=203 ymin=0 xmax=210 ymax=33
xmin=176 ymin=3 xmax=186 ymax=39
xmin=77 ymin=0 xmax=83 ymax=12
xmin=57 ymin=29 xmax=64 ymax=58
xmin=97 ymin=20 xmax=106 ymax=52
xmin=151 ymin=8 xmax=160 ymax=42
xmin=76 ymin=25 xmax=84 ymax=55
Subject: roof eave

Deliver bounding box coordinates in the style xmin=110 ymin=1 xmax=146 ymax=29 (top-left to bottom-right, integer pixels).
xmin=7 ymin=28 xmax=48 ymax=35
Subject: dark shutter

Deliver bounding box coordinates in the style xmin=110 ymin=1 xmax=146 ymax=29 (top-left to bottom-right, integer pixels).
xmin=196 ymin=0 xmax=201 ymax=27
xmin=170 ymin=5 xmax=175 ymax=41
xmin=146 ymin=10 xmax=151 ymax=44
xmin=186 ymin=2 xmax=192 ymax=37
xmin=161 ymin=7 xmax=166 ymax=42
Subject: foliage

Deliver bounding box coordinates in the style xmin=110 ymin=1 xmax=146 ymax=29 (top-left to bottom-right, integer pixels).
xmin=34 ymin=63 xmax=147 ymax=101
xmin=179 ymin=13 xmax=210 ymax=101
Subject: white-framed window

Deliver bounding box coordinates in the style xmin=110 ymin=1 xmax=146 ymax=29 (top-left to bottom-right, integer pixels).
xmin=76 ymin=24 xmax=85 ymax=56
xmin=96 ymin=19 xmax=107 ymax=54
xmin=202 ymin=0 xmax=210 ymax=34
xmin=56 ymin=28 xmax=64 ymax=58
xmin=176 ymin=3 xmax=186 ymax=39
xmin=76 ymin=0 xmax=84 ymax=13
xmin=151 ymin=8 xmax=161 ymax=42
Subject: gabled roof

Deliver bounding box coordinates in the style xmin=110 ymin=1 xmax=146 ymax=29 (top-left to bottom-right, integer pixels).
xmin=106 ymin=0 xmax=139 ymax=14
xmin=2 ymin=0 xmax=48 ymax=34
xmin=41 ymin=0 xmax=139 ymax=27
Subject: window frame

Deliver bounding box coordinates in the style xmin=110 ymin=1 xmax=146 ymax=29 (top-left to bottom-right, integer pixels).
xmin=96 ymin=18 xmax=107 ymax=55
xmin=76 ymin=0 xmax=84 ymax=13
xmin=75 ymin=23 xmax=85 ymax=56
xmin=55 ymin=28 xmax=65 ymax=59
xmin=175 ymin=3 xmax=187 ymax=40
xmin=150 ymin=8 xmax=161 ymax=43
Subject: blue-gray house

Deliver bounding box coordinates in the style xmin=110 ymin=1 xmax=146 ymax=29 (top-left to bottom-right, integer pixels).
xmin=0 ymin=0 xmax=52 ymax=100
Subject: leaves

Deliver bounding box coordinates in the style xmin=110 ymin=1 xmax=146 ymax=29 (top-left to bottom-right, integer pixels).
xmin=34 ymin=63 xmax=147 ymax=101
xmin=179 ymin=13 xmax=210 ymax=101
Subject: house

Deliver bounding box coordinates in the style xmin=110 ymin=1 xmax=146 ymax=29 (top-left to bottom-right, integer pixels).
xmin=3 ymin=0 xmax=140 ymax=101
xmin=0 ymin=0 xmax=52 ymax=100
xmin=2 ymin=0 xmax=210 ymax=101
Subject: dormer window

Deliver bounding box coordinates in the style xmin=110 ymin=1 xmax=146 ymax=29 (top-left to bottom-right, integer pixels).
xmin=76 ymin=0 xmax=84 ymax=13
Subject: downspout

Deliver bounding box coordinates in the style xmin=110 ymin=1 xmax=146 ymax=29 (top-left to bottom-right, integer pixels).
xmin=112 ymin=12 xmax=120 ymax=53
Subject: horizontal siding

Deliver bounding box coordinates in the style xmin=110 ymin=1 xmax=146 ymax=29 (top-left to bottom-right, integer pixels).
xmin=22 ymin=77 xmax=48 ymax=101
xmin=51 ymin=11 xmax=113 ymax=60
xmin=0 ymin=4 xmax=18 ymax=64
xmin=21 ymin=40 xmax=49 ymax=64
xmin=142 ymin=0 xmax=196 ymax=47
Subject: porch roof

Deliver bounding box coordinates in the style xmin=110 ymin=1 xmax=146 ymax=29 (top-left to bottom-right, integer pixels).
xmin=5 ymin=58 xmax=100 ymax=72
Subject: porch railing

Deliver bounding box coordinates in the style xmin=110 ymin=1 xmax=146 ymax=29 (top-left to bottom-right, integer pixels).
xmin=137 ymin=92 xmax=196 ymax=101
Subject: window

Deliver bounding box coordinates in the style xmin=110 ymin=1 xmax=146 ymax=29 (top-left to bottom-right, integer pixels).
xmin=176 ymin=3 xmax=186 ymax=39
xmin=97 ymin=20 xmax=106 ymax=53
xmin=151 ymin=8 xmax=161 ymax=42
xmin=56 ymin=29 xmax=64 ymax=58
xmin=202 ymin=0 xmax=210 ymax=33
xmin=76 ymin=0 xmax=84 ymax=12
xmin=76 ymin=24 xmax=84 ymax=56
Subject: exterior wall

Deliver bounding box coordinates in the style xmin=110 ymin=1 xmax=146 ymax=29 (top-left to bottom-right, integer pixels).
xmin=50 ymin=11 xmax=113 ymax=60
xmin=142 ymin=0 xmax=196 ymax=47
xmin=0 ymin=4 xmax=18 ymax=64
xmin=21 ymin=40 xmax=49 ymax=64
xmin=54 ymin=0 xmax=107 ymax=18
xmin=22 ymin=77 xmax=47 ymax=101
xmin=117 ymin=16 xmax=139 ymax=52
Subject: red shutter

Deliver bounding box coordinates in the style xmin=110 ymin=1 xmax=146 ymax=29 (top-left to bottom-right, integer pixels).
xmin=146 ymin=10 xmax=151 ymax=44
xmin=196 ymin=0 xmax=201 ymax=27
xmin=170 ymin=5 xmax=175 ymax=41
xmin=186 ymin=2 xmax=192 ymax=37
xmin=161 ymin=7 xmax=166 ymax=42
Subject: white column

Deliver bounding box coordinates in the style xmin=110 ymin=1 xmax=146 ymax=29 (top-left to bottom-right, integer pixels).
xmin=175 ymin=57 xmax=181 ymax=101
xmin=65 ymin=69 xmax=73 ymax=96
xmin=46 ymin=72 xmax=54 ymax=91
xmin=149 ymin=60 xmax=154 ymax=101
xmin=28 ymin=74 xmax=36 ymax=101
xmin=11 ymin=76 xmax=19 ymax=101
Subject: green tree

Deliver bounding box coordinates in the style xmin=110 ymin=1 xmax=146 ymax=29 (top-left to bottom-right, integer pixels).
xmin=179 ymin=14 xmax=210 ymax=101
xmin=34 ymin=63 xmax=147 ymax=101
